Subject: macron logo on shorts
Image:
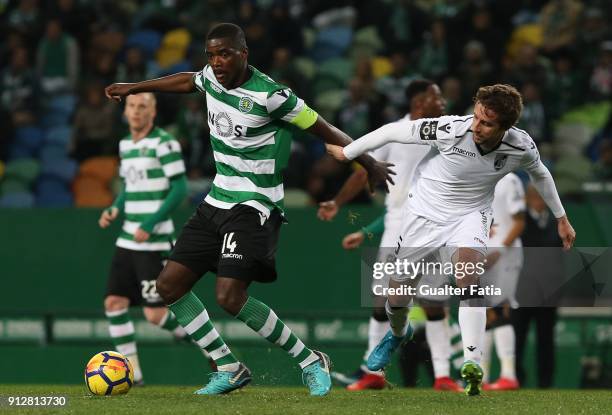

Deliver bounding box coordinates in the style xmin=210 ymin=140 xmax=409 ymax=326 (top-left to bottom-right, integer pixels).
xmin=221 ymin=232 xmax=243 ymax=260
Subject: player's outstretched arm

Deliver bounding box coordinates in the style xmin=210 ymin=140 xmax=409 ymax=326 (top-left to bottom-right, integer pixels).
xmin=317 ymin=168 xmax=369 ymax=221
xmin=105 ymin=72 xmax=197 ymax=102
xmin=307 ymin=116 xmax=395 ymax=192
xmin=525 ymin=160 xmax=576 ymax=250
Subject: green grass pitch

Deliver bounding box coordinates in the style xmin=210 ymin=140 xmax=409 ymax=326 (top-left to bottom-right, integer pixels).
xmin=1 ymin=385 xmax=611 ymax=414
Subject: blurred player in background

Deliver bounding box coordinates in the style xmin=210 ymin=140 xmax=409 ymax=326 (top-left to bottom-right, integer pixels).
xmin=326 ymin=84 xmax=576 ymax=396
xmin=99 ymin=92 xmax=189 ymax=385
xmin=480 ymin=172 xmax=526 ymax=390
xmin=318 ymin=79 xmax=460 ymax=391
xmin=105 ymin=23 xmax=394 ymax=396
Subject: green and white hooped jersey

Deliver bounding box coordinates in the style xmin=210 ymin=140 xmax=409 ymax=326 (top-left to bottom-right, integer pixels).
xmin=117 ymin=126 xmax=186 ymax=251
xmin=193 ymin=65 xmax=318 ymax=218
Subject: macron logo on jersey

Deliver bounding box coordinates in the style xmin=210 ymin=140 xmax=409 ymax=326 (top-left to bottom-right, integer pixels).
xmin=451 ymin=146 xmax=477 ymax=158
xmin=221 ymin=232 xmax=243 ymax=260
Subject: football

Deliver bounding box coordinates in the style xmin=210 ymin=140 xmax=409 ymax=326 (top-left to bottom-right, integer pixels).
xmin=84 ymin=351 xmax=134 ymax=396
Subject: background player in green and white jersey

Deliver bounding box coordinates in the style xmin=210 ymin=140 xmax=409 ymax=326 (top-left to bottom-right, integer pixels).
xmin=105 ymin=23 xmax=394 ymax=396
xmin=99 ymin=92 xmax=190 ymax=384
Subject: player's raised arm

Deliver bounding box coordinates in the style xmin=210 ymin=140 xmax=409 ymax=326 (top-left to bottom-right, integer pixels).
xmin=327 ymin=116 xmax=447 ymax=162
xmin=521 ymin=143 xmax=576 ymax=250
xmin=105 ymin=72 xmax=198 ymax=102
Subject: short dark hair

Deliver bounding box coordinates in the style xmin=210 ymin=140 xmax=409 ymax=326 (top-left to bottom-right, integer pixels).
xmin=405 ymin=79 xmax=434 ymax=106
xmin=206 ymin=23 xmax=247 ymax=49
xmin=474 ymin=84 xmax=523 ymax=130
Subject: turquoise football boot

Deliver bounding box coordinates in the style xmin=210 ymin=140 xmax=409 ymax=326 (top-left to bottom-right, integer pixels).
xmin=302 ymin=351 xmax=332 ymax=396
xmin=366 ymin=324 xmax=414 ymax=371
xmin=194 ymin=363 xmax=251 ymax=395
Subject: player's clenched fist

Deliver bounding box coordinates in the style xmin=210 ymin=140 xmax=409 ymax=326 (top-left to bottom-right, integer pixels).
xmin=105 ymin=83 xmax=135 ymax=102
xmin=317 ymin=200 xmax=338 ymax=221
xmin=99 ymin=207 xmax=119 ymax=228
xmin=342 ymin=231 xmax=365 ymax=250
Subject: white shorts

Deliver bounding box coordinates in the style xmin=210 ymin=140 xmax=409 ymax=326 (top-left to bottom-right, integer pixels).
xmin=480 ymin=247 xmax=523 ymax=307
xmin=372 ymin=214 xmax=403 ymax=292
xmin=391 ymin=208 xmax=493 ymax=283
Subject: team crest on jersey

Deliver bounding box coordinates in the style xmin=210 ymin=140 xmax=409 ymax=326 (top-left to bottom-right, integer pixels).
xmin=419 ymin=121 xmax=438 ymax=140
xmin=139 ymin=146 xmax=149 ymax=156
xmin=494 ymin=154 xmax=508 ymax=170
xmin=238 ymin=96 xmax=254 ymax=113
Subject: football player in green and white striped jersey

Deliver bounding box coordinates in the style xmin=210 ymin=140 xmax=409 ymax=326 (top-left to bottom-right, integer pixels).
xmin=105 ymin=23 xmax=394 ymax=396
xmin=99 ymin=93 xmax=193 ymax=384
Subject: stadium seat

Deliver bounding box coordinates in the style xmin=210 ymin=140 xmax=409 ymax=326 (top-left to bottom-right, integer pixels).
xmin=44 ymin=125 xmax=72 ymax=147
xmin=4 ymin=158 xmax=41 ymax=184
xmin=311 ymin=27 xmax=353 ymax=61
xmin=156 ymin=28 xmax=191 ymax=68
xmin=554 ymin=154 xmax=594 ymax=196
xmin=40 ymin=111 xmax=71 ymax=129
xmin=8 ymin=144 xmax=35 ymax=160
xmin=317 ymin=58 xmax=353 ymax=87
xmin=311 ymin=75 xmax=346 ymax=98
xmin=79 ymin=157 xmax=119 ymax=183
xmin=0 ymin=160 xmax=4 ymax=180
xmin=0 ymin=191 xmax=35 ymax=208
xmin=36 ymin=177 xmax=74 ymax=207
xmin=73 ymin=175 xmax=113 ymax=207
xmin=47 ymin=94 xmax=76 ymax=117
xmin=39 ymin=144 xmax=69 ymax=164
xmin=351 ymin=26 xmax=384 ymax=57
xmin=293 ymin=57 xmax=317 ymax=80
xmin=40 ymin=157 xmax=78 ymax=183
xmin=126 ymin=30 xmax=163 ymax=60
xmin=15 ymin=126 xmax=44 ymax=154
xmin=314 ymin=89 xmax=346 ymax=121
xmin=554 ymin=123 xmax=594 ymax=155
xmin=0 ymin=178 xmax=29 ymax=196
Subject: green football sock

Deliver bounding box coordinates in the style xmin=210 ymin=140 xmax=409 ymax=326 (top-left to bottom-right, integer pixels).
xmin=169 ymin=291 xmax=239 ymax=371
xmin=236 ymin=297 xmax=319 ymax=369
xmin=105 ymin=308 xmax=143 ymax=381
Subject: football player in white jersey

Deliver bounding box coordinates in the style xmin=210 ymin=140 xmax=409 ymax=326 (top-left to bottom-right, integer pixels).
xmin=481 ymin=173 xmax=525 ymax=390
xmin=326 ymin=84 xmax=576 ymax=395
xmin=318 ymin=80 xmax=460 ymax=391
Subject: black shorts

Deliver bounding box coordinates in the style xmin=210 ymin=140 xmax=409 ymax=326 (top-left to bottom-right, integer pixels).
xmin=106 ymin=247 xmax=167 ymax=307
xmin=169 ymin=202 xmax=282 ymax=282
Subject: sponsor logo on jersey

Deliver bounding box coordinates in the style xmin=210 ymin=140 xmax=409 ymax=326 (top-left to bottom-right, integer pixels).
xmin=419 ymin=120 xmax=438 ymax=140
xmin=125 ymin=166 xmax=145 ymax=184
xmin=437 ymin=123 xmax=451 ymax=134
xmin=208 ymin=110 xmax=245 ymax=138
xmin=494 ymin=154 xmax=508 ymax=170
xmin=238 ymin=96 xmax=254 ymax=113
xmin=139 ymin=146 xmax=150 ymax=156
xmin=451 ymin=146 xmax=477 ymax=158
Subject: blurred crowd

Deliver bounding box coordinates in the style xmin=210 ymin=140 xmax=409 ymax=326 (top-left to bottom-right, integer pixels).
xmin=0 ymin=0 xmax=611 ymax=207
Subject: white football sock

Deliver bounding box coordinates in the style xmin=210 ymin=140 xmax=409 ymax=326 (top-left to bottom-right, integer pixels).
xmin=494 ymin=324 xmax=517 ymax=380
xmin=481 ymin=331 xmax=493 ymax=383
xmin=425 ymin=319 xmax=451 ymax=378
xmin=458 ymin=306 xmax=486 ymax=364
xmin=385 ymin=301 xmax=410 ymax=337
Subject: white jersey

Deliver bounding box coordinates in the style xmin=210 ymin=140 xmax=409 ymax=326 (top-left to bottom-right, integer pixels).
xmin=371 ymin=115 xmax=432 ymax=214
xmin=490 ymin=173 xmax=525 ymax=248
xmin=344 ymin=115 xmax=565 ymax=224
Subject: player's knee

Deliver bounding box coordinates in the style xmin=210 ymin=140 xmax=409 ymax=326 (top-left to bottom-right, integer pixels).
xmin=216 ymin=289 xmax=247 ymax=316
xmin=156 ymin=269 xmax=182 ymax=304
xmin=143 ymin=307 xmax=165 ymax=325
xmin=104 ymin=296 xmax=129 ymax=312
